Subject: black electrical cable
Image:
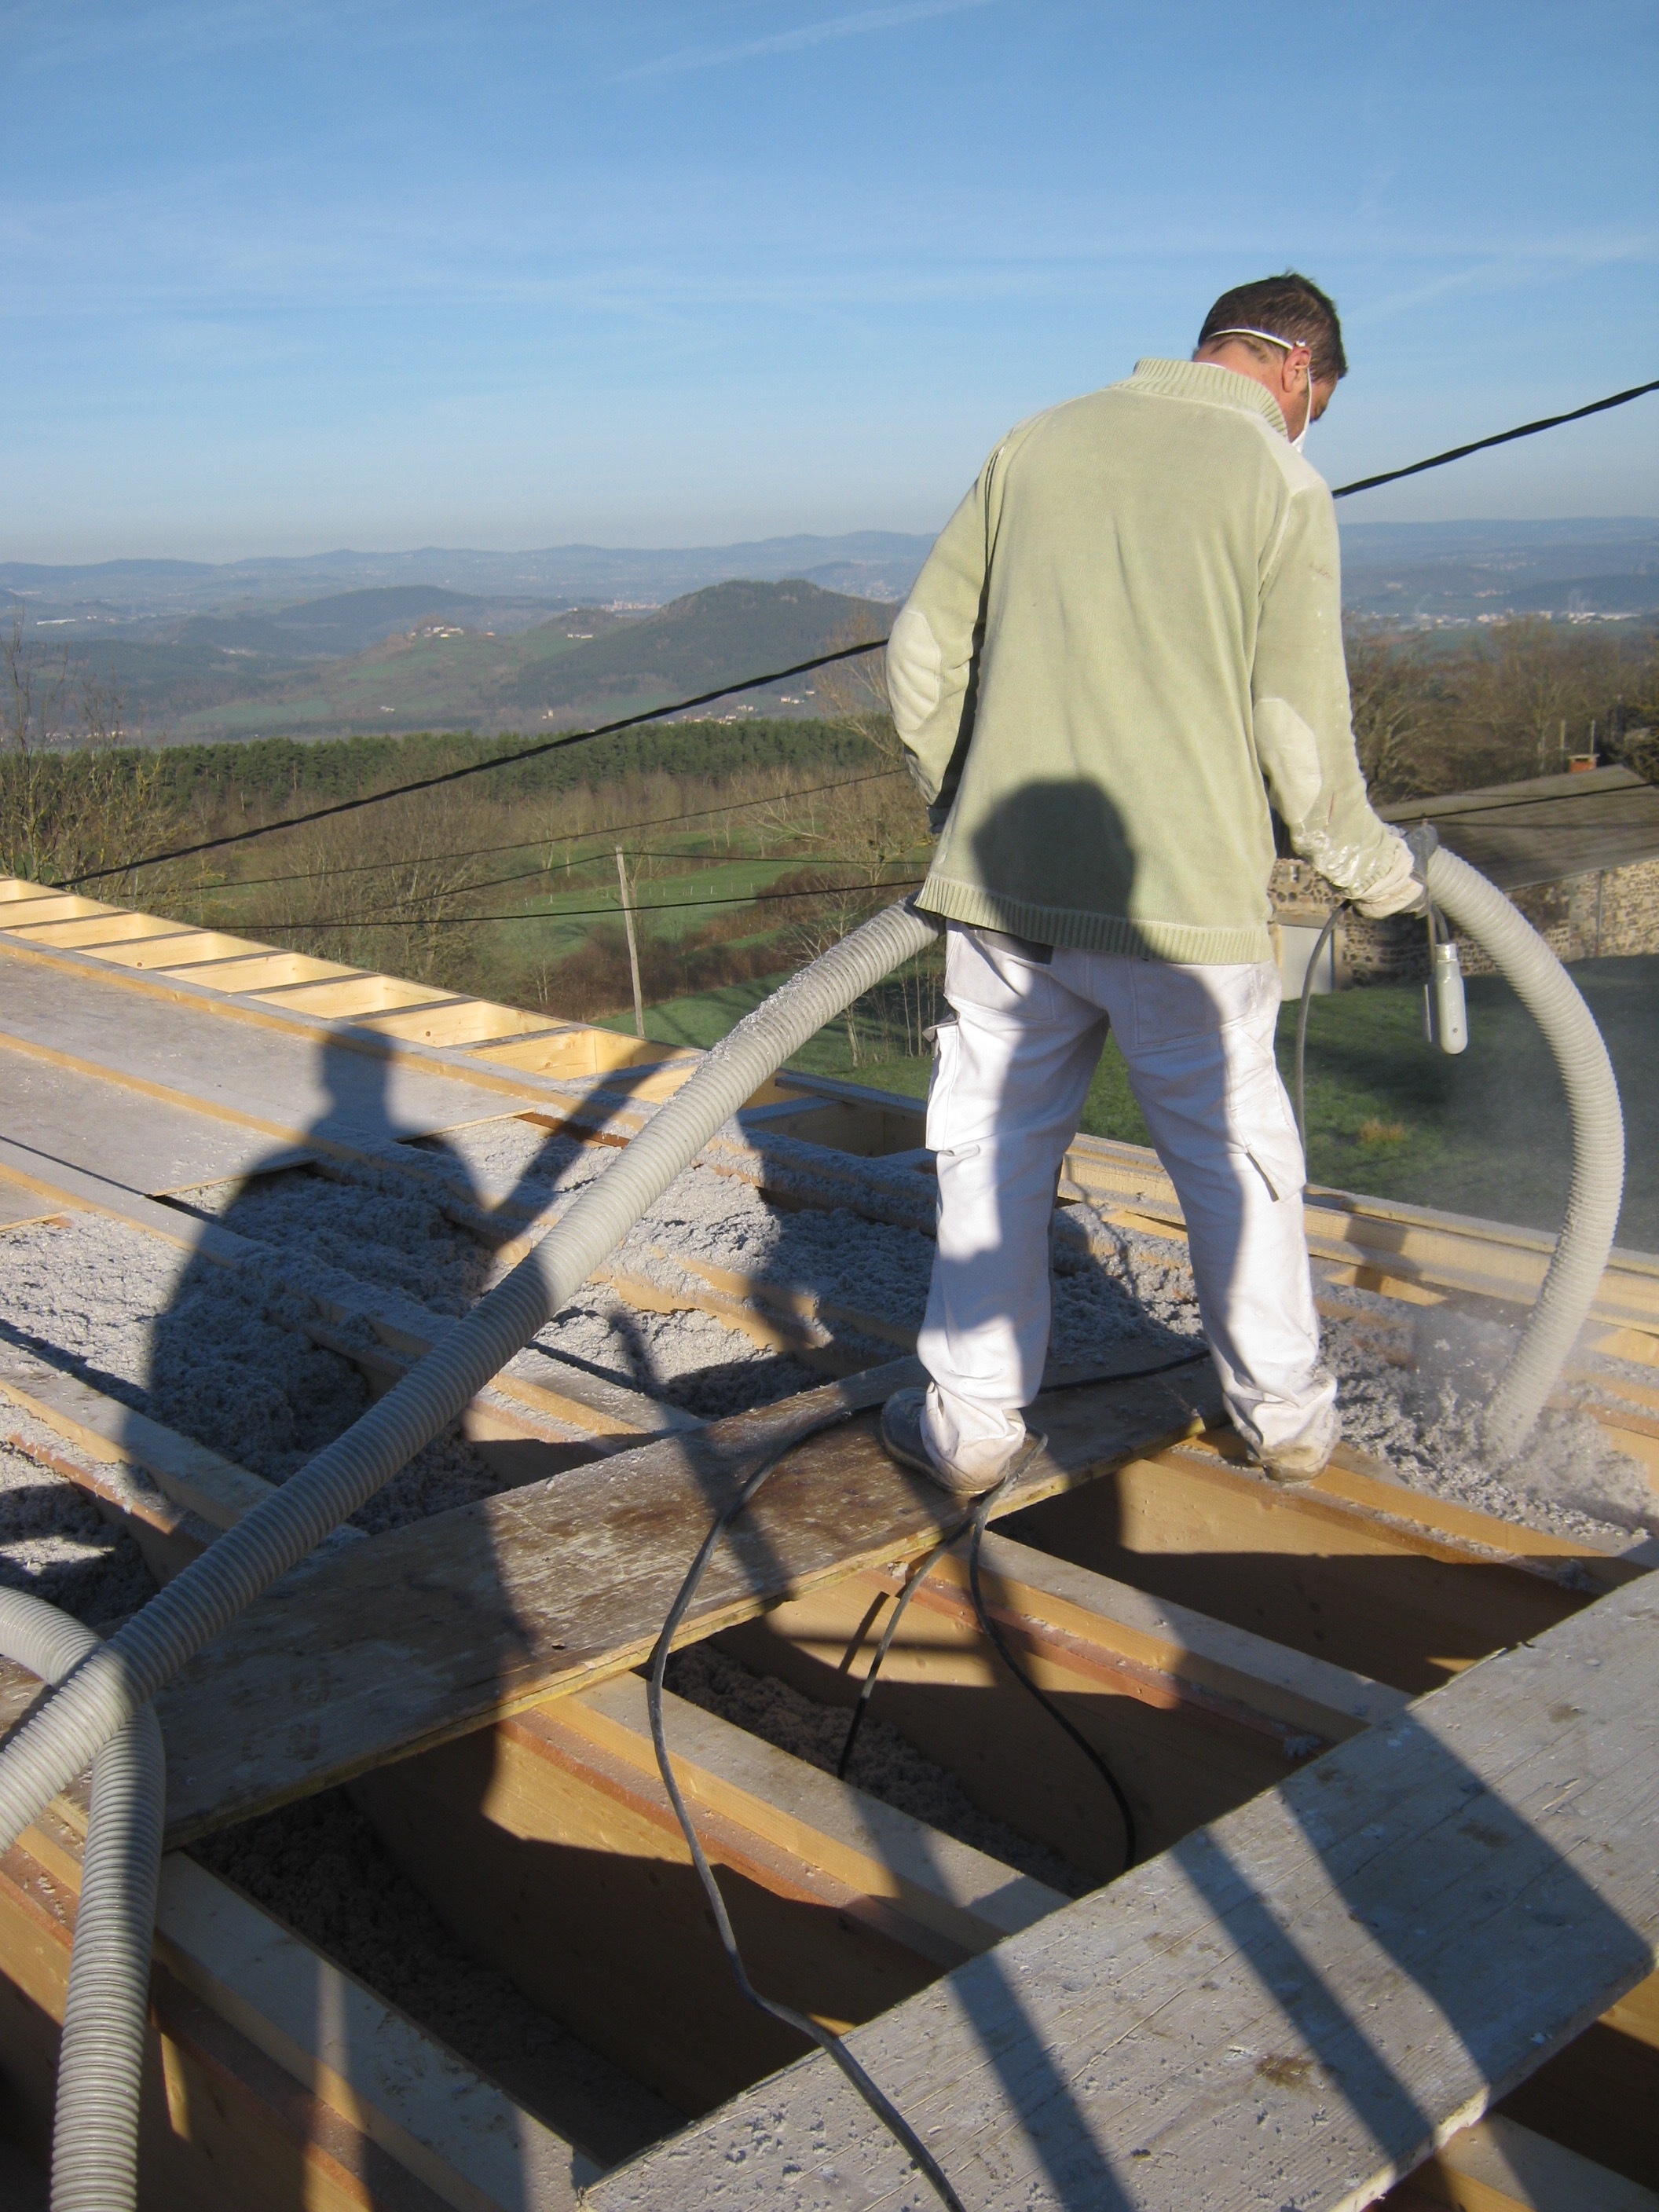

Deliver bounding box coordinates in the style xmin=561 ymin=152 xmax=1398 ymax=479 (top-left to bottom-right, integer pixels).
xmin=833 ymin=1348 xmax=1212 ymax=1872
xmin=197 ymin=767 xmax=910 ymax=892
xmin=646 ymin=1408 xmax=972 ymax=2212
xmin=268 ymin=844 xmax=909 ymax=910
xmin=1327 ymin=376 xmax=1658 ymax=499
xmin=60 ymin=379 xmax=1658 ymax=896
xmin=1293 ymin=901 xmax=1348 ymax=1152
xmin=965 ymin=1479 xmax=1142 ymax=1870
xmin=833 ymin=1528 xmax=958 ymax=1784
xmin=63 ymin=635 xmax=888 ymax=888
xmin=212 ymin=872 xmax=928 ymax=931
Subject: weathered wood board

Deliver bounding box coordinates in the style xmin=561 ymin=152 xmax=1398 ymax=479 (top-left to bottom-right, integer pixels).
xmin=0 ymin=946 xmax=523 ymax=1192
xmin=589 ymin=1572 xmax=1659 ymax=2212
xmin=148 ymin=1359 xmax=1220 ymax=1844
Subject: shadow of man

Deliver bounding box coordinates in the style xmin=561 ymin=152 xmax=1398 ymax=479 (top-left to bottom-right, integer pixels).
xmin=133 ymin=1020 xmax=690 ymax=2192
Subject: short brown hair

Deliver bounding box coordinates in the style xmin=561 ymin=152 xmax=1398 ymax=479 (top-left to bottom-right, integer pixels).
xmin=1199 ymin=273 xmax=1348 ymax=384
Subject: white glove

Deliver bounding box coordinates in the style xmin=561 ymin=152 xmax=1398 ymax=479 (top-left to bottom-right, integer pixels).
xmin=1350 ymin=835 xmax=1426 ymax=920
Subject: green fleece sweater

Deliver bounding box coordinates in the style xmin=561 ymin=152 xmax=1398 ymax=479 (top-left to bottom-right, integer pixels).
xmin=888 ymin=357 xmax=1397 ymax=964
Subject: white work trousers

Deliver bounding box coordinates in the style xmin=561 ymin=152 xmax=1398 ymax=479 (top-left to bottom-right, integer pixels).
xmin=917 ymin=925 xmax=1337 ymax=1481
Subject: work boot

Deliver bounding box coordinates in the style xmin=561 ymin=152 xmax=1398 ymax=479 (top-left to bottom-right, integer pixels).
xmin=880 ymin=1387 xmax=1027 ymax=1500
xmin=1253 ymin=1437 xmax=1333 ymax=1487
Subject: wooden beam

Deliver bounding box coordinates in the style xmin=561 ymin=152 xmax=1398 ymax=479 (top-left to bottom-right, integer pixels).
xmin=1005 ymin=1430 xmax=1641 ymax=1694
xmin=0 ymin=1132 xmax=692 ymax=1445
xmin=1057 ymin=1127 xmax=1659 ymax=1341
xmin=352 ymin=1670 xmax=1065 ymax=2116
xmin=585 ymin=1572 xmax=1659 ymax=2212
xmin=0 ymin=1353 xmax=276 ymax=1529
xmin=0 ymin=1420 xmax=217 ymax=1587
xmin=138 ymin=1357 xmax=1217 ymax=1844
xmin=1493 ymin=1968 xmax=1659 ymax=2192
xmin=0 ymin=1804 xmax=594 ymax=2210
xmin=1392 ymin=2112 xmax=1659 ymax=2211
xmin=722 ymin=1525 xmax=1408 ymax=1874
xmin=0 ymin=892 xmax=694 ymax=1118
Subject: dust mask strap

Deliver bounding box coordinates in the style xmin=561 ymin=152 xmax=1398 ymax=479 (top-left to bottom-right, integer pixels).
xmin=1290 ymin=358 xmax=1313 ymax=452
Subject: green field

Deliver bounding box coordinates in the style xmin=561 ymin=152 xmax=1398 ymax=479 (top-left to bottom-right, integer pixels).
xmin=604 ymin=956 xmax=1659 ymax=1251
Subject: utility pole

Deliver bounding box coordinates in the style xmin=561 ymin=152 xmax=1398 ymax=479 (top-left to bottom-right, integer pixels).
xmin=616 ymin=846 xmax=646 ymax=1039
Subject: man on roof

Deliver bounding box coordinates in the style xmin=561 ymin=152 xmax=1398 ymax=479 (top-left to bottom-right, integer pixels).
xmin=880 ymin=273 xmax=1423 ymax=1499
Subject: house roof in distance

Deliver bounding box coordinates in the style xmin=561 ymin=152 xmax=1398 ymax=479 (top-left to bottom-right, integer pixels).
xmin=1382 ymin=762 xmax=1659 ymax=889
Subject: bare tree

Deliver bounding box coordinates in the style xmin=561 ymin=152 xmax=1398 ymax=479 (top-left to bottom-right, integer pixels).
xmin=759 ymin=629 xmax=939 ymax=1064
xmin=0 ymin=613 xmax=158 ymax=892
xmin=1343 ymin=622 xmax=1434 ymax=800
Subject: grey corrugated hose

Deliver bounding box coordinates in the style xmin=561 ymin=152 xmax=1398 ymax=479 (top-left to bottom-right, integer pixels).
xmin=0 ymin=1590 xmax=165 ymax=2212
xmin=0 ymin=899 xmax=940 ymax=1860
xmin=1411 ymin=831 xmax=1625 ymax=1462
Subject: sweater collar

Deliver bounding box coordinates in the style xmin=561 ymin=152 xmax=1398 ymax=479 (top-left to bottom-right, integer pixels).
xmin=1125 ymin=357 xmax=1288 ymax=438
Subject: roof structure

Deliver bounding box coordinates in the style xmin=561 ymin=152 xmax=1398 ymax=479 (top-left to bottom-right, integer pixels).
xmin=0 ymin=873 xmax=1655 ymax=2212
xmin=1382 ymin=764 xmax=1659 ymax=889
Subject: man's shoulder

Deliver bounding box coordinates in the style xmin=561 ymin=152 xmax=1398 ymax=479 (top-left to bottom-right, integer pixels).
xmin=982 ymin=383 xmax=1141 ymax=480
xmin=995 ymin=372 xmax=1301 ymax=463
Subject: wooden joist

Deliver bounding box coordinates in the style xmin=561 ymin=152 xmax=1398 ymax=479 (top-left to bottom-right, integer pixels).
xmin=586 ymin=1572 xmax=1659 ymax=2212
xmin=134 ymin=1358 xmax=1218 ymax=1844
xmin=0 ymin=885 xmax=697 ymax=1118
xmin=1392 ymin=2113 xmax=1658 ymax=2210
xmin=723 ymin=1524 xmax=1408 ymax=1875
xmin=0 ymin=1417 xmax=219 ymax=1588
xmin=0 ymin=1352 xmax=278 ymax=1531
xmin=0 ymin=1803 xmax=596 ymax=2210
xmin=0 ymin=1131 xmax=691 ymax=1447
xmin=1008 ymin=1430 xmax=1641 ymax=1694
xmin=353 ymin=1668 xmax=1067 ymax=2115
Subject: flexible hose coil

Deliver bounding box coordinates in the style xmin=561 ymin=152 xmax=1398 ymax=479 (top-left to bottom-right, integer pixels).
xmin=1411 ymin=835 xmax=1625 ymax=1461
xmin=0 ymin=899 xmax=939 ymax=1856
xmin=0 ymin=1591 xmax=165 ymax=2212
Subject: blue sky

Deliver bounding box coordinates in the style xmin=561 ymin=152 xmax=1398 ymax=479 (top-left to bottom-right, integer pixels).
xmin=5 ymin=0 xmax=1656 ymax=562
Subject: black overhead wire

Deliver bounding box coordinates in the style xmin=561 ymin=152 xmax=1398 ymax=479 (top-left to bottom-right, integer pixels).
xmin=291 ymin=845 xmax=907 ymax=909
xmin=214 ymin=872 xmax=928 ymax=932
xmin=1326 ymin=376 xmax=1659 ymax=498
xmin=61 ymin=372 xmax=1656 ymax=894
xmin=62 ymin=635 xmax=888 ymax=888
xmin=180 ymin=766 xmax=910 ymax=892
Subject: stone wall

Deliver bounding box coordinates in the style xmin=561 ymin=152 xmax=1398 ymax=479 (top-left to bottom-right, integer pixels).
xmin=1269 ymin=855 xmax=1659 ymax=983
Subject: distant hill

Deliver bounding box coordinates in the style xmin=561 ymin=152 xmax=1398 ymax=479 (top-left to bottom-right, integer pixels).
xmin=6 ymin=522 xmax=1654 ymax=745
xmin=500 ymin=580 xmax=890 ymax=720
xmin=0 ymin=532 xmax=934 ymax=619
xmin=8 ymin=520 xmax=1656 ymax=636
xmin=178 ymin=585 xmax=510 ymax=661
xmin=60 ymin=577 xmax=894 ymax=743
xmin=1335 ymin=518 xmax=1659 ymax=623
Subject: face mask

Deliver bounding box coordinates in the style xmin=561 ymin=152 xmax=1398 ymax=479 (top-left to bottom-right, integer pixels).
xmin=1206 ymin=327 xmax=1316 ymax=449
xmin=1288 ymin=350 xmax=1323 ymax=450
xmin=1290 ymin=370 xmax=1313 ymax=453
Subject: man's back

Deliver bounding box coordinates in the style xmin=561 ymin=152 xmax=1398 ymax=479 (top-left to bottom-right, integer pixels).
xmin=890 ymin=357 xmax=1392 ymax=962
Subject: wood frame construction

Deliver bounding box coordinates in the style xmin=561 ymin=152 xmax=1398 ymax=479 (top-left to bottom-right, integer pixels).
xmin=0 ymin=875 xmax=1655 ymax=2212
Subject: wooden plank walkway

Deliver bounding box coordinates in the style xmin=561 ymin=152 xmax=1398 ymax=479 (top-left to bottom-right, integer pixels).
xmin=589 ymin=1571 xmax=1659 ymax=2212
xmin=148 ymin=1359 xmax=1220 ymax=1844
xmin=0 ymin=945 xmax=526 ymax=1192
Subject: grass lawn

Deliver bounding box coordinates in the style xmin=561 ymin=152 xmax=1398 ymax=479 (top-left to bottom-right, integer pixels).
xmin=604 ymin=954 xmax=1658 ymax=1251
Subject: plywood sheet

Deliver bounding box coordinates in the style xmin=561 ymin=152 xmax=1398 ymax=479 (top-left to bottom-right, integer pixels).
xmin=591 ymin=1573 xmax=1659 ymax=2212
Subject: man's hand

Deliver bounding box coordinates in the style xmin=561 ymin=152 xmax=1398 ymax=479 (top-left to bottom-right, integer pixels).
xmin=1350 ymin=835 xmax=1426 ymax=919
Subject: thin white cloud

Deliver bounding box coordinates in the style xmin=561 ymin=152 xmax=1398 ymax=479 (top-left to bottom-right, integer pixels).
xmin=615 ymin=0 xmax=994 ymax=82
xmin=13 ymin=0 xmax=535 ymax=75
